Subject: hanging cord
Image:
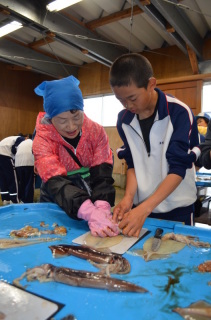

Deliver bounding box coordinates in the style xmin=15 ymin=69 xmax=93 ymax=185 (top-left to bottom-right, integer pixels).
xmin=43 ymin=37 xmax=70 ymax=76
xmin=129 ymin=0 xmax=134 ymax=53
xmin=43 ymin=9 xmax=70 ymax=76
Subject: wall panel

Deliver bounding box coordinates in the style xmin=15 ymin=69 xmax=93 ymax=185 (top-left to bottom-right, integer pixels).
xmin=104 ymin=127 xmax=124 ymax=175
xmin=0 ymin=62 xmax=52 ymax=140
xmin=79 ymin=63 xmax=110 ymax=97
xmin=157 ymin=80 xmax=203 ymax=116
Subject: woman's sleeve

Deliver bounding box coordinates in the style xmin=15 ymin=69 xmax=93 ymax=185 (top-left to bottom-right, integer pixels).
xmin=90 ymin=163 xmax=115 ymax=206
xmin=116 ymin=111 xmax=134 ymax=169
xmin=41 ymin=175 xmax=90 ymax=219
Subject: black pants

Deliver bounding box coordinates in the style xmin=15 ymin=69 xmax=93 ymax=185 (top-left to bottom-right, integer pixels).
xmin=0 ymin=155 xmax=19 ymax=203
xmin=16 ymin=166 xmax=35 ymax=203
xmin=148 ymin=204 xmax=194 ymax=226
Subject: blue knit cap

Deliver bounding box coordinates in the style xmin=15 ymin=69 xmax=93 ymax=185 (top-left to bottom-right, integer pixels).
xmin=34 ymin=75 xmax=84 ymax=118
xmin=195 ymin=112 xmax=210 ymax=122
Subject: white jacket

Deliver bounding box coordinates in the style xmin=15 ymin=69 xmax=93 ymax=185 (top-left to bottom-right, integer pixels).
xmin=15 ymin=139 xmax=34 ymax=167
xmin=0 ymin=136 xmax=20 ymax=158
xmin=117 ymin=88 xmax=200 ymax=213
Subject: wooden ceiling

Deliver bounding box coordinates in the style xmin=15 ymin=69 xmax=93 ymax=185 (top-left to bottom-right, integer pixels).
xmin=0 ymin=0 xmax=210 ymax=78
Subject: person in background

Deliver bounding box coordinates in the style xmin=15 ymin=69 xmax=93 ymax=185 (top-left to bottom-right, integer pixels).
xmin=199 ymin=119 xmax=211 ymax=169
xmin=194 ymin=113 xmax=210 ymax=216
xmin=32 ymin=75 xmax=119 ymax=237
xmin=195 ymin=112 xmax=210 ymax=140
xmin=109 ymin=53 xmax=200 ymax=237
xmin=15 ymin=135 xmax=35 ymax=203
xmin=0 ymin=135 xmax=25 ymax=204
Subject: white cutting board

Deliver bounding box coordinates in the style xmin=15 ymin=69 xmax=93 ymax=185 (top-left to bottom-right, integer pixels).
xmin=72 ymin=228 xmax=148 ymax=254
xmin=0 ymin=282 xmax=59 ymax=320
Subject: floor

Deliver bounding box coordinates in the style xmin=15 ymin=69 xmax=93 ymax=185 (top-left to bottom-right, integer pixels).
xmin=195 ymin=205 xmax=211 ymax=226
xmin=1 ymin=186 xmax=211 ymax=227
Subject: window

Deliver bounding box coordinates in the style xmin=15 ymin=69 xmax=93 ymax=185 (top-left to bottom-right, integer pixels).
xmin=202 ymin=82 xmax=211 ymax=117
xmin=84 ymin=95 xmax=123 ymax=126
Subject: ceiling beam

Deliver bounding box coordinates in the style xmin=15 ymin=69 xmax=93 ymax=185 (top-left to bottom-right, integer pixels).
xmin=7 ymin=64 xmax=32 ymax=71
xmin=29 ymin=32 xmax=55 ymax=48
xmin=0 ymin=0 xmax=125 ymax=66
xmin=186 ymin=44 xmax=199 ymax=75
xmin=5 ymin=36 xmax=76 ymax=68
xmin=44 ymin=13 xmax=126 ymax=65
xmin=166 ymin=22 xmax=175 ymax=34
xmin=134 ymin=0 xmax=188 ymax=55
xmin=85 ymin=5 xmax=143 ymax=31
xmin=0 ymin=38 xmax=79 ymax=78
xmin=0 ymin=8 xmax=10 ymax=15
xmin=150 ymin=0 xmax=203 ymax=60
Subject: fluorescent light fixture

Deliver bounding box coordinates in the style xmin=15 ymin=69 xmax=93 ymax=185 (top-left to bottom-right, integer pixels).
xmin=0 ymin=21 xmax=22 ymax=37
xmin=47 ymin=0 xmax=82 ymax=12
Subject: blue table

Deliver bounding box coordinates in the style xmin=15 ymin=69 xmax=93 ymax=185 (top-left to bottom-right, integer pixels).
xmin=0 ymin=203 xmax=211 ymax=320
xmin=196 ymin=172 xmax=211 ymax=187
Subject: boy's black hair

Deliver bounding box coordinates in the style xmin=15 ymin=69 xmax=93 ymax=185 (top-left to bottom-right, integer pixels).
xmin=202 ymin=117 xmax=209 ymax=125
xmin=26 ymin=133 xmax=33 ymax=139
xmin=109 ymin=53 xmax=153 ymax=89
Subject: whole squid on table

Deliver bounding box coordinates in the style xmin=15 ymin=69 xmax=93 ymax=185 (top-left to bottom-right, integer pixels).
xmin=49 ymin=244 xmax=131 ymax=275
xmin=13 ymin=263 xmax=147 ymax=293
xmin=162 ymin=233 xmax=211 ymax=247
xmin=0 ymin=237 xmax=61 ymax=249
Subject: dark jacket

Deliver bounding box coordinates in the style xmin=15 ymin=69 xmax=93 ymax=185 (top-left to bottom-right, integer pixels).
xmin=199 ymin=119 xmax=211 ymax=169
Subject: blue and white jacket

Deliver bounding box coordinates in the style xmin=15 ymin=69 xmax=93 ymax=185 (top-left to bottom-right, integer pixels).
xmin=116 ymin=88 xmax=200 ymax=213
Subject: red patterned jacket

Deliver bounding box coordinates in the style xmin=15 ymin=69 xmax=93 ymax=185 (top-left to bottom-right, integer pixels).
xmin=32 ymin=112 xmax=115 ymax=218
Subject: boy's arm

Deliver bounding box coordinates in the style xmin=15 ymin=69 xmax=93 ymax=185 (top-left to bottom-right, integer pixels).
xmin=113 ymin=168 xmax=137 ymax=222
xmin=124 ymin=168 xmax=137 ymax=199
xmin=119 ymin=173 xmax=182 ymax=237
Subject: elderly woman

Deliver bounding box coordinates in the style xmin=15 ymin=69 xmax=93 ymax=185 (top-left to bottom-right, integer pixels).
xmin=33 ymin=75 xmax=119 ymax=237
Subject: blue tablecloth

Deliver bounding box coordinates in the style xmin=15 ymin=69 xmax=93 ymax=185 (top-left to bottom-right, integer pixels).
xmin=0 ymin=203 xmax=211 ymax=320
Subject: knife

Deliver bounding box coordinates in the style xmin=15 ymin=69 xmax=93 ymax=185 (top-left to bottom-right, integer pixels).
xmin=151 ymin=228 xmax=163 ymax=252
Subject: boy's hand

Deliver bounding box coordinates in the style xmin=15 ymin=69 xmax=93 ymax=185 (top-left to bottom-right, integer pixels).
xmin=112 ymin=196 xmax=133 ymax=223
xmin=118 ymin=205 xmax=148 ymax=237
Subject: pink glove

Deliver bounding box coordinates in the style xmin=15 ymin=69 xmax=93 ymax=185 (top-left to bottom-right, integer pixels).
xmin=94 ymin=200 xmax=111 ymax=217
xmin=78 ymin=199 xmax=120 ymax=237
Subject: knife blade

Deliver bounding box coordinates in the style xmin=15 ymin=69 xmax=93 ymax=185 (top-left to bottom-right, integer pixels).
xmin=151 ymin=228 xmax=163 ymax=252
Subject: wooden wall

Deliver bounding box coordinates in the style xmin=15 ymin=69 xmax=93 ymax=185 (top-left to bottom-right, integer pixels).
xmin=0 ymin=62 xmax=52 ymax=140
xmin=104 ymin=126 xmax=125 ymax=172
xmin=78 ymin=46 xmax=195 ymax=96
xmin=157 ymin=80 xmax=203 ymax=116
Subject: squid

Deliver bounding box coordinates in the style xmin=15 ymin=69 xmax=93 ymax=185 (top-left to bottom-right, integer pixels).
xmin=13 ymin=263 xmax=147 ymax=293
xmin=162 ymin=233 xmax=210 ymax=248
xmin=49 ymin=244 xmax=131 ymax=274
xmin=0 ymin=237 xmax=61 ymax=249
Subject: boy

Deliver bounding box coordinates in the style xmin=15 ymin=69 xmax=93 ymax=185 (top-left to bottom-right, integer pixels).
xmin=109 ymin=53 xmax=200 ymax=237
xmin=195 ymin=112 xmax=210 ymax=138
